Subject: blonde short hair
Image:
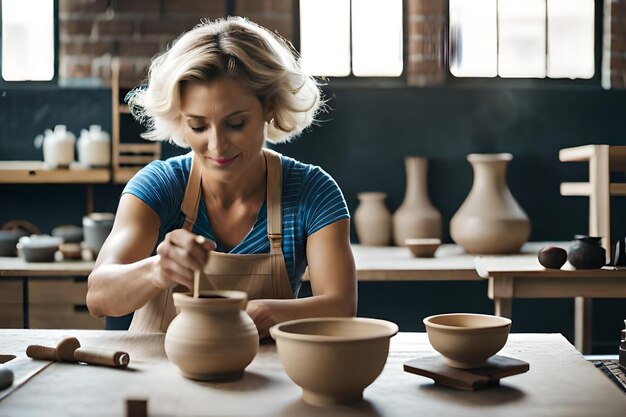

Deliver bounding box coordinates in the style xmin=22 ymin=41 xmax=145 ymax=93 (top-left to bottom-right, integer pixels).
xmin=129 ymin=16 xmax=323 ymax=147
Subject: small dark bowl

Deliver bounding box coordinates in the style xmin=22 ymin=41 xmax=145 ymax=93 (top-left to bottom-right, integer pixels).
xmin=538 ymin=246 xmax=568 ymax=269
xmin=0 ymin=230 xmax=28 ymax=257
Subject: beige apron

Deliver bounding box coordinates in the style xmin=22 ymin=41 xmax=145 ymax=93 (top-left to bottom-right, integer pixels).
xmin=129 ymin=148 xmax=294 ymax=333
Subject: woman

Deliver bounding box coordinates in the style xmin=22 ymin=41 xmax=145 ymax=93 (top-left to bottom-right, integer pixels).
xmin=86 ymin=17 xmax=357 ymax=337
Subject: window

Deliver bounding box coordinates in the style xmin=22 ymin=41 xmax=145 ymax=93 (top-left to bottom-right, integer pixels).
xmin=0 ymin=0 xmax=58 ymax=83
xmin=299 ymin=0 xmax=403 ymax=77
xmin=450 ymin=0 xmax=594 ymax=79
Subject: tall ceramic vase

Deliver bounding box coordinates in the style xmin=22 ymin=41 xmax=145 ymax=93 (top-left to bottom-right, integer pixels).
xmin=450 ymin=153 xmax=530 ymax=254
xmin=354 ymin=192 xmax=392 ymax=246
xmin=392 ymin=157 xmax=442 ymax=246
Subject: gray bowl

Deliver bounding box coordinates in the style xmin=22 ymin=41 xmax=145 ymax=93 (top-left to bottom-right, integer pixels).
xmin=51 ymin=225 xmax=83 ymax=244
xmin=17 ymin=235 xmax=62 ymax=262
xmin=0 ymin=230 xmax=28 ymax=257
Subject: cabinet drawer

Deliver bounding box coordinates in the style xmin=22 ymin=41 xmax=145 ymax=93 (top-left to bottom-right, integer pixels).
xmin=0 ymin=281 xmax=23 ymax=328
xmin=0 ymin=280 xmax=22 ymax=304
xmin=0 ymin=304 xmax=23 ymax=328
xmin=29 ymin=278 xmax=88 ymax=305
xmin=29 ymin=305 xmax=104 ymax=330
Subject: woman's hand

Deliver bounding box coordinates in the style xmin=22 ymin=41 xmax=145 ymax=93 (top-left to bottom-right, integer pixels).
xmin=246 ymin=300 xmax=276 ymax=339
xmin=153 ymin=230 xmax=216 ymax=290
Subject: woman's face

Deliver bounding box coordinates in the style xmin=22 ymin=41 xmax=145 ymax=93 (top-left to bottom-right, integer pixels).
xmin=180 ymin=78 xmax=272 ymax=183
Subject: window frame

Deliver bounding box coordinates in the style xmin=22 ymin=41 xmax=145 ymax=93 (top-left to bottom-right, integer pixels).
xmin=292 ymin=0 xmax=408 ymax=88
xmin=0 ymin=0 xmax=59 ymax=89
xmin=446 ymin=0 xmax=603 ymax=89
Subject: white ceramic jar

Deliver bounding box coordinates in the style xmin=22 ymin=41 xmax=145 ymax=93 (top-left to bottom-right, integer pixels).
xmin=34 ymin=125 xmax=76 ymax=168
xmin=77 ymin=125 xmax=111 ymax=167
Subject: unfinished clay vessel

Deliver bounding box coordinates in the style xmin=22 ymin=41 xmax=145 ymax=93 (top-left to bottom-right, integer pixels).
xmin=393 ymin=157 xmax=442 ymax=246
xmin=354 ymin=192 xmax=391 ymax=246
xmin=164 ymin=291 xmax=259 ymax=381
xmin=450 ymin=153 xmax=530 ymax=254
xmin=270 ymin=317 xmax=398 ymax=406
xmin=423 ymin=313 xmax=511 ymax=369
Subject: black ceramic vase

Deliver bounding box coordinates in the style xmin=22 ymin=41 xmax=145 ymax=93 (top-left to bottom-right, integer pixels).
xmin=568 ymin=235 xmax=606 ymax=269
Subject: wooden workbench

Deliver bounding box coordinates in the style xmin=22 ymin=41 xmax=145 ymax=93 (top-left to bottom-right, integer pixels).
xmin=0 ymin=330 xmax=624 ymax=416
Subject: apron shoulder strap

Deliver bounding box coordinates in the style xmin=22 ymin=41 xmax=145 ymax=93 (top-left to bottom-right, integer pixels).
xmin=263 ymin=149 xmax=283 ymax=255
xmin=180 ymin=154 xmax=202 ymax=232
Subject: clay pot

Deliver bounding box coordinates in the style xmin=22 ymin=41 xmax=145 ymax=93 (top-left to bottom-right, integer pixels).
xmin=82 ymin=213 xmax=114 ymax=257
xmin=354 ymin=192 xmax=391 ymax=246
xmin=568 ymin=235 xmax=606 ymax=269
xmin=392 ymin=157 xmax=442 ymax=246
xmin=164 ymin=291 xmax=259 ymax=381
xmin=450 ymin=153 xmax=530 ymax=254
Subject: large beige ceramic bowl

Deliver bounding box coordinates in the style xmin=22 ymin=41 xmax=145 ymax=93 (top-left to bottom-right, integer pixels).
xmin=423 ymin=313 xmax=511 ymax=369
xmin=270 ymin=317 xmax=398 ymax=406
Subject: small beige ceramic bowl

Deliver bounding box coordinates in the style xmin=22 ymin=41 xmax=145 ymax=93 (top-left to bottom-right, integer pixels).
xmin=405 ymin=238 xmax=441 ymax=257
xmin=270 ymin=317 xmax=398 ymax=406
xmin=423 ymin=313 xmax=511 ymax=369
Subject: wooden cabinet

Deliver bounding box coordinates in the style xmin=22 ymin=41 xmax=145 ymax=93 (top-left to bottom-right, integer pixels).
xmin=28 ymin=278 xmax=104 ymax=330
xmin=0 ymin=277 xmax=104 ymax=330
xmin=0 ymin=280 xmax=23 ymax=328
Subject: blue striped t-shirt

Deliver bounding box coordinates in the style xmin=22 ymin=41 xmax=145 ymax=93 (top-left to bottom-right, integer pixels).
xmin=122 ymin=152 xmax=350 ymax=296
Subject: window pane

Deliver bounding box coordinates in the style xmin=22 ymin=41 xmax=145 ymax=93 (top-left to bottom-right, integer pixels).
xmin=2 ymin=0 xmax=55 ymax=81
xmin=351 ymin=0 xmax=403 ymax=77
xmin=498 ymin=0 xmax=546 ymax=78
xmin=299 ymin=0 xmax=350 ymax=77
xmin=547 ymin=0 xmax=594 ymax=79
xmin=449 ymin=0 xmax=497 ymax=78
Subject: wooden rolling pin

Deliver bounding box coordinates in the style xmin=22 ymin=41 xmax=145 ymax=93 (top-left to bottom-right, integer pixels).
xmin=74 ymin=347 xmax=130 ymax=369
xmin=26 ymin=337 xmax=130 ymax=369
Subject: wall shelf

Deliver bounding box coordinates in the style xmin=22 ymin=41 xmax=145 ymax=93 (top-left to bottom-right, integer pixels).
xmin=0 ymin=161 xmax=110 ymax=184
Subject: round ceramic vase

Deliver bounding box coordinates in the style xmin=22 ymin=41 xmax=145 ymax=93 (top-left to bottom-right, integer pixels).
xmin=164 ymin=291 xmax=259 ymax=381
xmin=450 ymin=153 xmax=530 ymax=254
xmin=354 ymin=192 xmax=392 ymax=246
xmin=392 ymin=157 xmax=442 ymax=246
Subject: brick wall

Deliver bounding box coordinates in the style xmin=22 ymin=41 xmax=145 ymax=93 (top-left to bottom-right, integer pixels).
xmin=603 ymin=0 xmax=626 ymax=88
xmin=406 ymin=0 xmax=447 ymax=86
xmin=59 ymin=0 xmax=291 ymax=88
xmin=61 ymin=1 xmax=625 ymax=90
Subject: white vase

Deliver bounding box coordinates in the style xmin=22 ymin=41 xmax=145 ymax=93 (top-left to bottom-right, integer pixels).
xmin=392 ymin=157 xmax=442 ymax=246
xmin=354 ymin=192 xmax=391 ymax=246
xmin=450 ymin=153 xmax=530 ymax=254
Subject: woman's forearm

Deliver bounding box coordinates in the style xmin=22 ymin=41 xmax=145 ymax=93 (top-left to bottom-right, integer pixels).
xmin=86 ymin=256 xmax=162 ymax=318
xmin=250 ymin=292 xmax=357 ymax=325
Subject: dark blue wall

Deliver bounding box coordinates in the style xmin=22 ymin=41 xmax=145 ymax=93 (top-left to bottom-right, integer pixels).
xmin=1 ymin=85 xmax=624 ymax=352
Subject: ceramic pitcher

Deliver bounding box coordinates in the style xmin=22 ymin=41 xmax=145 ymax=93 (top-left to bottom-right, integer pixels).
xmin=450 ymin=153 xmax=530 ymax=254
xmin=164 ymin=291 xmax=259 ymax=381
xmin=354 ymin=192 xmax=392 ymax=246
xmin=392 ymin=157 xmax=442 ymax=246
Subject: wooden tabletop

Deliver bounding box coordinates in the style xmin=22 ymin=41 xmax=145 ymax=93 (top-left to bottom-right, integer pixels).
xmin=0 ymin=329 xmax=624 ymax=416
xmin=0 ymin=241 xmax=564 ymax=280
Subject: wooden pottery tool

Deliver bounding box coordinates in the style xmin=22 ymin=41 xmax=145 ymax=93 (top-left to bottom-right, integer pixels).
xmin=404 ymin=355 xmax=529 ymax=391
xmin=26 ymin=337 xmax=130 ymax=369
xmin=193 ymin=270 xmax=201 ymax=299
xmin=126 ymin=398 xmax=148 ymax=417
xmin=74 ymin=347 xmax=130 ymax=368
xmin=26 ymin=336 xmax=81 ymax=362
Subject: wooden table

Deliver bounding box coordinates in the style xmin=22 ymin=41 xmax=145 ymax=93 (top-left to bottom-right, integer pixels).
xmin=0 ymin=330 xmax=624 ymax=416
xmin=475 ymin=255 xmax=626 ymax=354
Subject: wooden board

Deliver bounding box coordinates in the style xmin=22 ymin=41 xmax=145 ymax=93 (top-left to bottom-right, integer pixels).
xmin=403 ymin=355 xmax=530 ymax=390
